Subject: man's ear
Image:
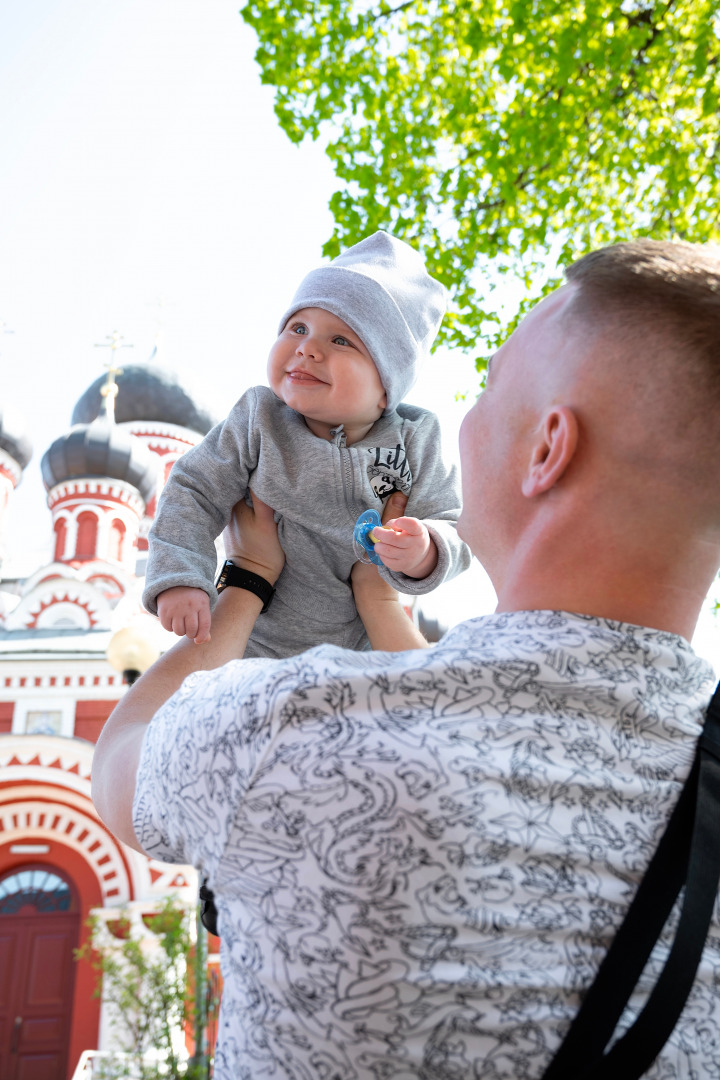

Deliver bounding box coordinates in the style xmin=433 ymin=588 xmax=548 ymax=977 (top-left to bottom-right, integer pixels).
xmin=522 ymin=406 xmax=579 ymax=498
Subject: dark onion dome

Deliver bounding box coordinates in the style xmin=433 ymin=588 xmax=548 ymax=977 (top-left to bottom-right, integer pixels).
xmin=0 ymin=404 xmax=32 ymax=470
xmin=41 ymin=418 xmax=159 ymax=505
xmin=71 ymin=363 xmax=218 ymax=436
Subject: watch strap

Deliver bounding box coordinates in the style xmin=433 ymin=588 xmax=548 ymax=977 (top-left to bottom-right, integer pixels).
xmin=216 ymin=561 xmax=275 ymax=613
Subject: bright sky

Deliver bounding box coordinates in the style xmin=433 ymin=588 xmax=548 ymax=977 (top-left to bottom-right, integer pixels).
xmin=1 ymin=0 xmax=718 ymax=666
xmin=0 ymin=0 xmax=494 ymax=628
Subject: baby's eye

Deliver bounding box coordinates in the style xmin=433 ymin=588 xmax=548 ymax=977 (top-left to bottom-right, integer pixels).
xmin=290 ymin=323 xmax=308 ymax=335
xmin=333 ymin=335 xmax=352 ymax=346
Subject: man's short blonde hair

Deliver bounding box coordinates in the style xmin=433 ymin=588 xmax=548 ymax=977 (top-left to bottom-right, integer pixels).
xmin=565 ymin=239 xmax=720 ymax=397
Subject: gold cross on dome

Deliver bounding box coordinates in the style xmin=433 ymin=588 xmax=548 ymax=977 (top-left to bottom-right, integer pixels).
xmin=94 ymin=331 xmax=134 ymax=421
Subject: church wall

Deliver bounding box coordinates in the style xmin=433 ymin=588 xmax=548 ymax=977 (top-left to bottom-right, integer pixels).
xmin=3 ymin=657 xmax=123 ymax=739
xmin=74 ymin=700 xmax=118 ymax=744
xmin=0 ymin=839 xmax=103 ymax=1076
xmin=0 ymin=448 xmax=22 ymax=540
xmin=0 ymin=702 xmax=12 ymax=734
xmin=1 ymin=377 xmax=214 ymax=1075
xmin=0 ymin=731 xmax=199 ymax=1075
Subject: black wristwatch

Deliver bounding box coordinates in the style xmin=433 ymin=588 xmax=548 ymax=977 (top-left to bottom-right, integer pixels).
xmin=215 ymin=560 xmax=275 ymax=613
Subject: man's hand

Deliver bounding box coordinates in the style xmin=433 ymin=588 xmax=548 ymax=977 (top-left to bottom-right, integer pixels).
xmin=156 ymin=492 xmax=284 ymax=648
xmin=157 ymin=586 xmax=212 ymax=645
xmin=371 ymin=515 xmax=438 ymax=579
xmin=352 ymin=492 xmax=428 ymax=651
xmin=223 ymin=492 xmax=285 ymax=585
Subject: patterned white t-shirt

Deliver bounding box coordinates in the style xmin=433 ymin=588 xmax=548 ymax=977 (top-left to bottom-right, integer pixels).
xmin=133 ymin=611 xmax=720 ymax=1079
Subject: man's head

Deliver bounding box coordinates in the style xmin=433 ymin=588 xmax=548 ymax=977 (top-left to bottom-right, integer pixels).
xmin=458 ymin=239 xmax=720 ymax=637
xmin=276 ymin=232 xmax=447 ymax=416
xmin=562 ymin=240 xmax=720 ymax=493
xmin=564 ymin=240 xmax=720 ymax=389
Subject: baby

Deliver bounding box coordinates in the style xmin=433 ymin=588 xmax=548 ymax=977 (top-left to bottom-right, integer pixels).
xmin=142 ymin=231 xmax=471 ymax=658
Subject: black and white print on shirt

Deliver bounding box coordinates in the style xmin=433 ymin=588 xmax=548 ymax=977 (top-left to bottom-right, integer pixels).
xmin=367 ymin=445 xmax=412 ymax=500
xmin=133 ymin=610 xmax=720 ymax=1080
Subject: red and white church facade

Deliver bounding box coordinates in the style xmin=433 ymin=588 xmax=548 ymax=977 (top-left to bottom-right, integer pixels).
xmin=0 ymin=361 xmax=217 ymax=1080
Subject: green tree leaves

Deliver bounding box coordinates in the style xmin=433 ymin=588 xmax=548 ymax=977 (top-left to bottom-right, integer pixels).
xmin=242 ymin=0 xmax=720 ymax=372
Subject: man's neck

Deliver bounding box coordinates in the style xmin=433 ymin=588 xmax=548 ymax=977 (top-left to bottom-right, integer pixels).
xmin=493 ymin=509 xmax=720 ymax=643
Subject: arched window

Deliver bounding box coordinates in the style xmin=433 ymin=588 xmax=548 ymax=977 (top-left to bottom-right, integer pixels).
xmin=108 ymin=518 xmax=126 ymax=562
xmin=53 ymin=518 xmax=67 ymax=561
xmin=0 ymin=868 xmax=73 ymax=915
xmin=75 ymin=511 xmax=98 ymax=559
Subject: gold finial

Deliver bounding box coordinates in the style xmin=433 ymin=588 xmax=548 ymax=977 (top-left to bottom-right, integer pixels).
xmin=94 ymin=331 xmax=134 ymax=421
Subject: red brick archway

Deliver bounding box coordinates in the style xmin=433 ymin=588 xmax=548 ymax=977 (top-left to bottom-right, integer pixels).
xmin=0 ymin=865 xmax=79 ymax=1080
xmin=0 ymin=843 xmax=103 ymax=1079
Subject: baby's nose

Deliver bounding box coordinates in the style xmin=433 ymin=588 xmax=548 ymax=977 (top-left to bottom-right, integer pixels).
xmin=297 ymin=336 xmax=322 ymax=359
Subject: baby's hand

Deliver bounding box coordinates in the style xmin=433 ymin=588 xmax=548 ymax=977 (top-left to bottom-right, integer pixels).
xmin=157 ymin=586 xmax=211 ymax=644
xmin=371 ymin=516 xmax=438 ymax=579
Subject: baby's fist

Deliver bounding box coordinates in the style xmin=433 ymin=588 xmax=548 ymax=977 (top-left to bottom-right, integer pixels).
xmin=157 ymin=586 xmax=211 ymax=644
xmin=371 ymin=516 xmax=438 ymax=579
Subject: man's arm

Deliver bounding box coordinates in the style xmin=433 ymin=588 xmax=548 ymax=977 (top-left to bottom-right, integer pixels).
xmin=351 ymin=560 xmax=429 ymax=651
xmin=352 ymin=491 xmax=429 ymax=651
xmin=92 ymin=495 xmax=284 ymax=853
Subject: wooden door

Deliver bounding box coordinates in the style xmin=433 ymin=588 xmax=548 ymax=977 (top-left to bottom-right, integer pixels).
xmin=0 ymin=869 xmax=79 ymax=1080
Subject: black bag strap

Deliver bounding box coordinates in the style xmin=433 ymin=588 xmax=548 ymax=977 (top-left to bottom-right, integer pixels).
xmin=199 ymin=877 xmax=219 ymax=937
xmin=543 ymin=680 xmax=720 ymax=1080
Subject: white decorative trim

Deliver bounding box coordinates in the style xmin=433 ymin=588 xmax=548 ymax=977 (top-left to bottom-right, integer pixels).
xmin=0 ymin=742 xmax=196 ymax=905
xmin=125 ymin=856 xmax=198 ymax=904
xmin=6 ymin=575 xmax=114 ymax=631
xmin=120 ymin=420 xmax=203 ymax=448
xmin=0 ymin=735 xmax=95 ymax=783
xmin=0 ymin=798 xmax=131 ymax=903
xmin=19 ymin=561 xmax=75 ymax=594
xmin=1 ymin=667 xmax=123 ymax=695
xmin=12 ymin=696 xmax=76 ymax=737
xmin=47 ymin=479 xmax=145 ymax=515
xmin=21 ymin=559 xmax=134 ymax=596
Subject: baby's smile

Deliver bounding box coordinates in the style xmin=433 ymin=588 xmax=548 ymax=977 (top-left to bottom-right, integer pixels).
xmin=286 ymin=368 xmax=327 ymax=384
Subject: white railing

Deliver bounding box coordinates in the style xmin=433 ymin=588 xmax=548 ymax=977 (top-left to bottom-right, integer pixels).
xmin=71 ymin=1051 xmax=136 ymax=1079
xmin=71 ymin=1049 xmax=189 ymax=1080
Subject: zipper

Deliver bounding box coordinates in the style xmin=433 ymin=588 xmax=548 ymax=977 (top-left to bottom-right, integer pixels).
xmin=331 ymin=425 xmax=357 ymax=518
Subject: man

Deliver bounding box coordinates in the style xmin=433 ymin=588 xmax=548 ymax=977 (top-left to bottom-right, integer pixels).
xmin=93 ymin=239 xmax=720 ymax=1079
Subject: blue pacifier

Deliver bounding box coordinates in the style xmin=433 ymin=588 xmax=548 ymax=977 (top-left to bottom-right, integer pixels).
xmin=353 ymin=509 xmax=383 ymax=565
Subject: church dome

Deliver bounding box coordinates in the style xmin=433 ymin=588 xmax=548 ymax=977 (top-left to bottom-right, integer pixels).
xmin=71 ymin=364 xmax=217 ymax=436
xmin=41 ymin=418 xmax=158 ymax=505
xmin=0 ymin=404 xmax=32 ymax=470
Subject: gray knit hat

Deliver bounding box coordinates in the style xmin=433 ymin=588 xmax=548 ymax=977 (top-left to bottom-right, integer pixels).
xmin=277 ymin=231 xmax=447 ymax=414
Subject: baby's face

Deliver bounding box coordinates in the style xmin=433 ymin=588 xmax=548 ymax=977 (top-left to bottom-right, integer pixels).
xmin=268 ymin=307 xmax=387 ymax=437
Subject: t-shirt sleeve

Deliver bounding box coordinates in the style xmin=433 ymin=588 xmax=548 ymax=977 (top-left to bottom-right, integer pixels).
xmin=131 ymin=657 xmax=278 ymax=874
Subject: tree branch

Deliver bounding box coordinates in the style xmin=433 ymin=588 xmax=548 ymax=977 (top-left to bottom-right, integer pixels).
xmin=373 ymin=0 xmax=416 ymax=21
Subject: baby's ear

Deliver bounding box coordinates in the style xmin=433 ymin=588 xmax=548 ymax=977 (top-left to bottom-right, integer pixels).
xmin=379 ymin=390 xmax=387 ymax=410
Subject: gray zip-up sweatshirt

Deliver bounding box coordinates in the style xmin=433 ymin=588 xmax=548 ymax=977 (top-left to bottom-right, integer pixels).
xmin=143 ymin=386 xmax=471 ymax=657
